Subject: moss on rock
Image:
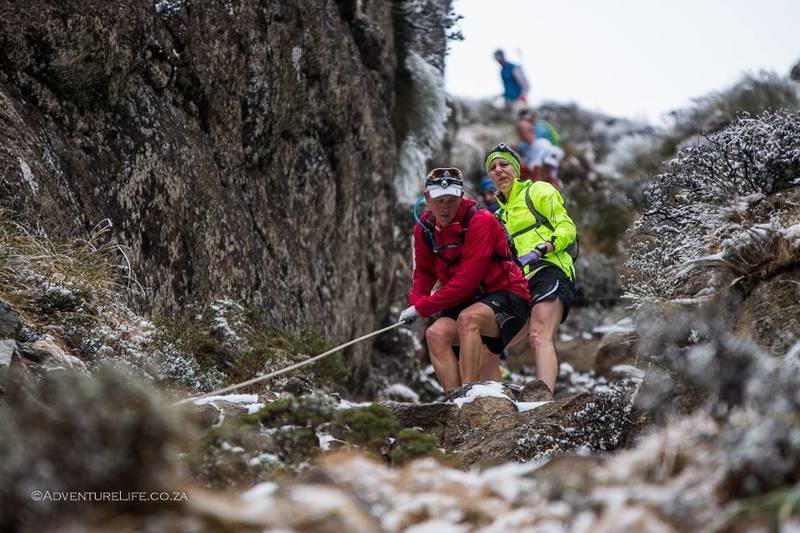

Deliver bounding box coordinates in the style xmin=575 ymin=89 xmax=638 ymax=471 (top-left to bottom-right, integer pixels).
xmin=245 ymin=392 xmax=336 ymax=429
xmin=336 ymin=403 xmax=399 ymax=448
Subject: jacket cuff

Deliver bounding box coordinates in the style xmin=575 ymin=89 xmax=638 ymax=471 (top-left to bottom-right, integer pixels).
xmin=415 ymin=297 xmax=433 ymax=318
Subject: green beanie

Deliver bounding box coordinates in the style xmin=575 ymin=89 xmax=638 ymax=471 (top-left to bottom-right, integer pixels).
xmin=484 ymin=150 xmax=520 ymax=178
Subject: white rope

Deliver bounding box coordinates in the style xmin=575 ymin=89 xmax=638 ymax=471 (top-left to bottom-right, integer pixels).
xmin=175 ymin=321 xmax=405 ymax=405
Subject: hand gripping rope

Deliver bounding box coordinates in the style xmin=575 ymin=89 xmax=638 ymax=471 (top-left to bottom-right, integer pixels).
xmin=175 ymin=321 xmax=405 ymax=405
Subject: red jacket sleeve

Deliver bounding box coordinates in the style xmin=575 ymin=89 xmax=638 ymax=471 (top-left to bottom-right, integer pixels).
xmin=414 ymin=212 xmax=495 ymax=317
xmin=409 ymin=224 xmax=437 ymax=307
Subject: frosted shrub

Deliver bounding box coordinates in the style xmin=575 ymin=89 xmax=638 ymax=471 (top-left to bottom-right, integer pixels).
xmin=638 ymin=310 xmax=800 ymax=497
xmin=0 ymin=368 xmax=187 ymax=530
xmin=625 ymin=111 xmax=800 ymax=302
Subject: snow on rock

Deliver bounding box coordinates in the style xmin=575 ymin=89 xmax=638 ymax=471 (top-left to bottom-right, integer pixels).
xmin=592 ymin=316 xmax=635 ymax=335
xmin=383 ymin=383 xmax=420 ymax=403
xmin=194 ymin=394 xmax=259 ymax=406
xmin=394 ymin=51 xmax=449 ymax=204
xmin=154 ymin=0 xmax=186 ymax=15
xmin=0 ymin=339 xmax=15 ymax=367
xmin=247 ymin=453 xmax=279 ymax=467
xmin=316 ymin=431 xmax=338 ymax=452
xmin=242 ymin=481 xmax=278 ymax=501
xmin=18 ymin=157 xmax=38 ymax=195
xmin=337 ymin=399 xmax=373 ymax=410
xmin=246 ymin=403 xmax=265 ymax=414
xmin=451 ymin=382 xmax=510 ymax=408
xmin=610 ymin=364 xmax=646 ymax=380
xmin=516 ymin=401 xmax=552 ymax=412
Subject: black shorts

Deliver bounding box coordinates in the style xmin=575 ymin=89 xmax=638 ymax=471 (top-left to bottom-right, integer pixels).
xmin=528 ymin=265 xmax=575 ymax=323
xmin=440 ymin=291 xmax=530 ymax=354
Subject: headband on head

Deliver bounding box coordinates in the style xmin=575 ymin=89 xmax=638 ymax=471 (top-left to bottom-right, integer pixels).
xmin=484 ymin=150 xmax=520 ymax=178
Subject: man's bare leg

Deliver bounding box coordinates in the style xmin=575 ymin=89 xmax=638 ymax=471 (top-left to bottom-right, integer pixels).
xmin=479 ymin=347 xmax=502 ymax=381
xmin=425 ymin=317 xmax=461 ymax=390
xmin=528 ymin=298 xmax=564 ymax=393
xmin=456 ymin=302 xmax=502 ymax=384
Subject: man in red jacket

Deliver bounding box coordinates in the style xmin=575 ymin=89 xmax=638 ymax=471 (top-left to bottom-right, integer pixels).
xmin=400 ymin=168 xmax=531 ymax=390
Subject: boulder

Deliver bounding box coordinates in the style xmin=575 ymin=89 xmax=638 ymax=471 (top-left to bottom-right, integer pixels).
xmin=27 ymin=335 xmax=88 ymax=372
xmin=520 ymin=379 xmax=553 ymax=402
xmin=459 ymin=395 xmax=518 ymax=429
xmin=454 ymin=390 xmax=635 ymax=467
xmin=0 ymin=299 xmax=20 ymax=338
xmin=384 ymin=402 xmax=469 ymax=444
xmin=192 ymin=403 xmax=223 ymax=429
xmin=556 ymin=338 xmax=602 ymax=372
xmin=0 ymin=339 xmax=16 ymax=367
xmin=734 ymin=268 xmax=800 ymax=356
xmin=594 ymin=330 xmax=640 ymax=378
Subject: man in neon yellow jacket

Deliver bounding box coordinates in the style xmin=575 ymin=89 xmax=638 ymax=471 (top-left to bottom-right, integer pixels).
xmin=485 ymin=143 xmax=577 ymax=394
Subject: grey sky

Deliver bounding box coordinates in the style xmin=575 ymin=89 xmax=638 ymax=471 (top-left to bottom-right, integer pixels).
xmin=445 ymin=0 xmax=799 ymax=122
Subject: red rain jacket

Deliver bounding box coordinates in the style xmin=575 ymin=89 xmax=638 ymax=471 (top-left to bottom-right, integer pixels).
xmin=409 ymin=198 xmax=530 ymax=317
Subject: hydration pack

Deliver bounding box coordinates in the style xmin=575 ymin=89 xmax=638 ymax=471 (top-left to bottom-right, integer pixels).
xmin=417 ymin=205 xmax=519 ymax=268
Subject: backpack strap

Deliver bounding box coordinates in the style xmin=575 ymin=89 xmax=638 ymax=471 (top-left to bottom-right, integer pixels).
xmin=459 ymin=204 xmax=478 ymax=243
xmin=420 ymin=205 xmax=513 ymax=267
xmin=523 ymin=188 xmax=554 ymax=231
xmin=523 ymin=186 xmax=580 ymax=262
xmin=506 ymin=187 xmax=552 ymax=239
xmin=418 ymin=210 xmax=437 ymax=252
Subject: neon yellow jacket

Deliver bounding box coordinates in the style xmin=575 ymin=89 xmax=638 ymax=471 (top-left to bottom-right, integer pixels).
xmin=496 ymin=179 xmax=576 ymax=281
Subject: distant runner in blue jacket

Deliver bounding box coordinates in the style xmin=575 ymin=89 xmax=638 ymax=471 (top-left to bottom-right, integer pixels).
xmin=494 ymin=49 xmax=529 ymax=108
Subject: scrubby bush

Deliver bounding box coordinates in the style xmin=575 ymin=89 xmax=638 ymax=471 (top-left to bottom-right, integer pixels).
xmin=625 ymin=111 xmax=800 ymax=302
xmin=246 ymin=392 xmax=335 ymax=429
xmin=637 ymin=309 xmax=800 ymax=499
xmin=600 ymin=72 xmax=799 ymax=202
xmin=669 ymin=72 xmax=799 ymax=142
xmin=389 ymin=428 xmax=457 ymax=466
xmin=0 ymin=367 xmax=188 ymax=531
xmin=335 ymin=403 xmax=399 ymax=448
xmin=0 ymin=216 xmax=139 ymax=319
xmin=156 ymin=304 xmax=345 ymax=390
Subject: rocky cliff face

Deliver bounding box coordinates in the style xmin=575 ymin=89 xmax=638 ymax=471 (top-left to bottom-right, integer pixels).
xmin=0 ymin=0 xmax=452 ymax=381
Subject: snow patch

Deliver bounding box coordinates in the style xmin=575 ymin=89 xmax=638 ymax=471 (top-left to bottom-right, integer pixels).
xmin=316 ymin=431 xmax=336 ymax=452
xmin=246 ymin=403 xmax=264 ymax=414
xmin=242 ymin=481 xmax=278 ymax=501
xmin=154 ymin=0 xmax=185 ymax=15
xmin=516 ymin=401 xmax=551 ymax=412
xmin=247 ymin=453 xmax=279 ymax=467
xmin=291 ymin=47 xmax=302 ymax=77
xmin=384 ymin=383 xmax=420 ymax=403
xmin=337 ymin=399 xmax=373 ymax=410
xmin=452 ymin=382 xmax=510 ymax=408
xmin=394 ymin=51 xmax=449 ymax=205
xmin=611 ymin=365 xmax=645 ymax=379
xmin=194 ymin=394 xmax=259 ymax=406
xmin=592 ymin=317 xmax=635 ymax=335
xmin=18 ymin=158 xmax=38 ymax=195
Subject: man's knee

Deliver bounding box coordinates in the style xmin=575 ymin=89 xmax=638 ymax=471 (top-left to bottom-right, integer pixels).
xmin=456 ymin=310 xmax=481 ymax=335
xmin=426 ymin=322 xmax=452 ymax=351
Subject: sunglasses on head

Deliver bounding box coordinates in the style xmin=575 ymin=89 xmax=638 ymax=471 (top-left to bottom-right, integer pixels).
xmin=425 ymin=167 xmax=464 ymax=188
xmin=487 ymin=143 xmax=521 ymax=164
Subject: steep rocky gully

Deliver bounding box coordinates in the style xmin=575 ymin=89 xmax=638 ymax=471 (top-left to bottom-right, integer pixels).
xmin=2 ymin=2 xmax=800 ymax=532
